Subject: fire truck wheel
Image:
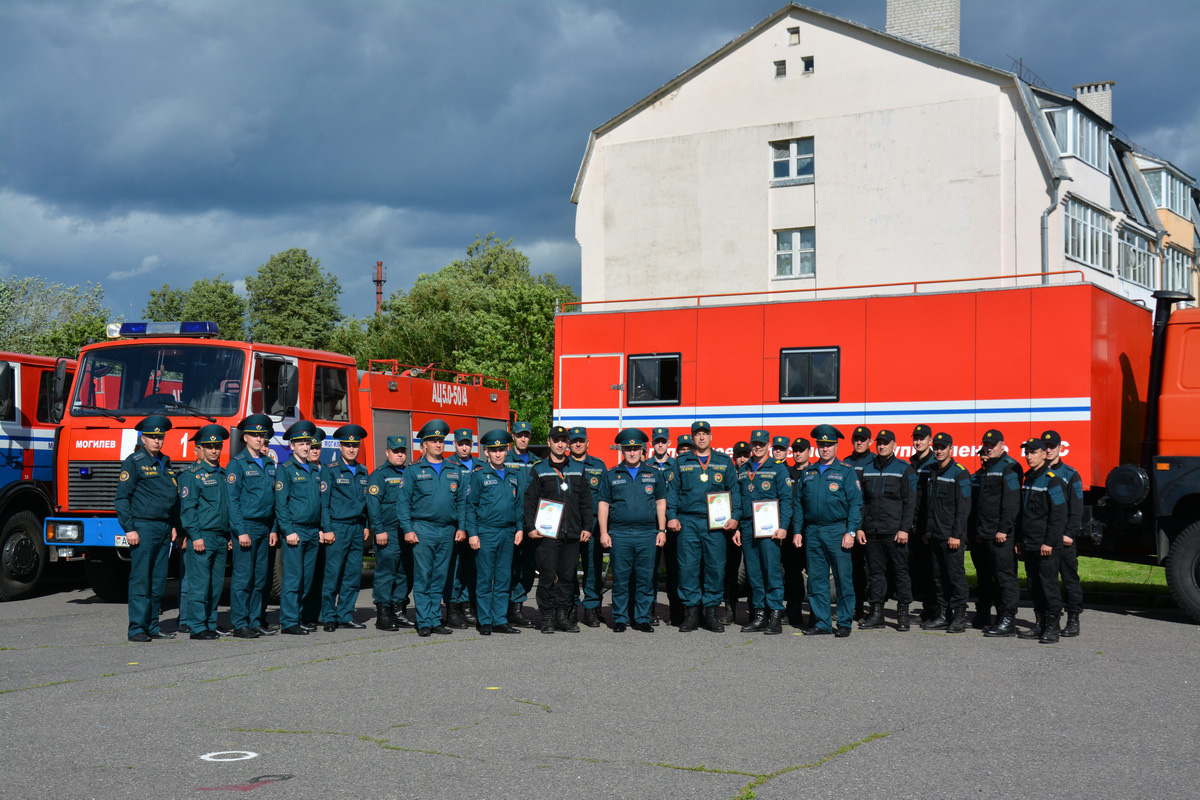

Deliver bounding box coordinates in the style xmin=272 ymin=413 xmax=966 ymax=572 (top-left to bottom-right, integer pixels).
xmin=0 ymin=511 xmax=46 ymax=601
xmin=84 ymin=553 xmax=130 ymax=603
xmin=1165 ymin=521 xmax=1200 ymax=624
xmin=269 ymin=547 xmax=283 ymax=603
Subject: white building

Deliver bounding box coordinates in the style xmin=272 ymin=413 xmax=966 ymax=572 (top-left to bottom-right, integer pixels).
xmin=571 ymin=0 xmax=1198 ymax=309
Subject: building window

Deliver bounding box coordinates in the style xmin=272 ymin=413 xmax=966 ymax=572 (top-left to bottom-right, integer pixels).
xmin=788 ymin=27 xmax=800 ymax=45
xmin=774 ymin=60 xmax=786 ymax=78
xmin=1045 ymin=107 xmax=1108 ymax=172
xmin=627 ymin=354 xmax=681 ymax=406
xmin=771 ymin=138 xmax=814 ymax=181
xmin=1118 ymin=229 xmax=1156 ymax=288
xmin=775 ymin=228 xmax=815 ymax=278
xmin=313 ymin=365 xmax=350 ymax=421
xmin=1144 ymin=169 xmax=1193 ymax=218
xmin=1063 ymin=198 xmax=1111 ymax=272
xmin=1163 ymin=247 xmax=1195 ymax=292
xmin=780 ymin=347 xmax=839 ymax=402
xmin=802 ymin=56 xmax=814 ymax=73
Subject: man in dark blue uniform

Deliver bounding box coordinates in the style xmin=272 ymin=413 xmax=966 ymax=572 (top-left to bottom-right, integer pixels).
xmin=319 ymin=424 xmax=370 ymax=631
xmin=275 ymin=421 xmax=322 ymax=635
xmin=179 ymin=425 xmax=231 ymax=640
xmin=398 ymin=419 xmax=468 ymax=637
xmin=843 ymin=426 xmax=874 ymax=621
xmin=647 ymin=426 xmax=678 ymax=626
xmin=857 ymin=430 xmax=917 ymax=631
xmin=908 ymin=424 xmax=940 ymax=623
xmin=738 ymin=430 xmax=793 ymax=635
xmin=783 ymin=436 xmax=811 ymax=627
xmin=666 ymin=420 xmax=743 ymax=633
xmin=1017 ymin=438 xmax=1069 ymax=644
xmin=598 ymin=429 xmax=666 ymax=633
xmin=465 ymin=429 xmax=525 ymax=635
xmin=506 ymin=421 xmax=538 ymax=628
xmin=226 ymin=414 xmax=278 ymax=638
xmin=368 ymin=435 xmax=414 ymax=630
xmin=1042 ymin=430 xmax=1085 ymax=639
xmin=971 ymin=429 xmax=1023 ymax=637
xmin=302 ymin=427 xmax=328 ymax=627
xmin=921 ymin=432 xmax=972 ymax=633
xmin=568 ymin=426 xmax=608 ymax=627
xmin=676 ymin=434 xmax=693 ymax=455
xmin=444 ymin=428 xmax=479 ymax=628
xmin=115 ymin=416 xmax=180 ymax=642
xmin=793 ymin=424 xmax=862 ymax=637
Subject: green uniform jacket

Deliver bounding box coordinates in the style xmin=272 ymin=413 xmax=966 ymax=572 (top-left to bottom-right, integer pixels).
xmin=396 ymin=459 xmax=468 ymax=532
xmin=274 ymin=456 xmax=322 ymax=533
xmin=665 ymin=450 xmax=743 ymax=523
xmin=320 ymin=458 xmax=370 ymax=529
xmin=114 ymin=449 xmax=180 ymax=532
xmin=225 ymin=450 xmax=277 ymax=533
xmin=737 ymin=457 xmax=794 ymax=533
xmin=366 ymin=462 xmax=405 ymax=535
xmin=793 ymin=459 xmax=863 ymax=534
xmin=465 ymin=463 xmax=525 ymax=532
xmin=179 ymin=461 xmax=231 ymax=541
xmin=598 ymin=463 xmax=666 ymax=531
xmin=573 ymin=453 xmax=608 ymax=524
xmin=504 ymin=449 xmax=539 ymax=481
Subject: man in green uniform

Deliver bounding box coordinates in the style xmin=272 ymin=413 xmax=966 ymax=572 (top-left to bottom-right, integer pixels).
xmin=793 ymin=424 xmax=862 ymax=637
xmin=506 ymin=421 xmax=539 ymax=627
xmin=275 ymin=421 xmax=322 ymax=635
xmin=465 ymin=429 xmax=525 ymax=635
xmin=647 ymin=426 xmax=679 ymax=626
xmin=783 ymin=436 xmax=811 ymax=627
xmin=226 ymin=413 xmax=278 ymax=639
xmin=444 ymin=428 xmax=479 ymax=628
xmin=319 ymin=424 xmax=370 ymax=631
xmin=666 ymin=420 xmax=743 ymax=633
xmin=115 ymin=415 xmax=180 ymax=642
xmin=302 ymin=428 xmax=328 ymax=627
xmin=368 ymin=435 xmax=414 ymax=631
xmin=569 ymin=426 xmax=608 ymax=627
xmin=398 ymin=419 xmax=468 ymax=637
xmin=179 ymin=425 xmax=231 ymax=640
xmin=598 ymin=429 xmax=666 ymax=633
xmin=738 ymin=430 xmax=794 ymax=635
xmin=676 ymin=434 xmax=693 ymax=455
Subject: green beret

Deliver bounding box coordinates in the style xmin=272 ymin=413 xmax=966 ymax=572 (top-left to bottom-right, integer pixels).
xmin=136 ymin=415 xmax=172 ymax=435
xmin=193 ymin=424 xmax=229 ymax=446
xmin=615 ymin=428 xmax=648 ymax=447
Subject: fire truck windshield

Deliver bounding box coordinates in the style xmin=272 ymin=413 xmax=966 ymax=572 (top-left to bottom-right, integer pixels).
xmin=70 ymin=344 xmax=246 ymax=419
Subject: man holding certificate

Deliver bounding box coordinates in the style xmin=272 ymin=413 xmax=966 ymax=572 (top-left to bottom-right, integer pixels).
xmin=523 ymin=426 xmax=593 ymax=634
xmin=665 ymin=420 xmax=743 ymax=633
xmin=793 ymin=424 xmax=863 ymax=638
xmin=737 ymin=430 xmax=793 ymax=635
xmin=597 ymin=429 xmax=667 ymax=632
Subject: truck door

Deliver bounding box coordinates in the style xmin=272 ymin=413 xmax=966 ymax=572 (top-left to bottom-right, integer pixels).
xmin=250 ymin=354 xmax=300 ymax=462
xmin=370 ymin=410 xmax=412 ymax=469
xmin=557 ymin=353 xmax=623 ymax=431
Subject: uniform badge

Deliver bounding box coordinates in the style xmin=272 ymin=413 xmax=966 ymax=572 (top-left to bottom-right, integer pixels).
xmin=369 ymin=485 xmax=380 ymax=495
xmin=829 ymin=483 xmax=839 ymax=492
xmin=227 ymin=473 xmax=236 ymax=484
xmin=590 ymin=476 xmax=599 ymax=486
xmin=645 ymin=485 xmax=654 ymax=494
xmin=762 ymin=480 xmax=771 ymax=491
xmin=320 ymin=481 xmax=328 ymax=492
xmin=119 ymin=470 xmax=129 ymax=482
xmin=450 ymin=482 xmax=458 ymax=492
xmin=275 ymin=481 xmax=284 ymax=490
xmin=714 ymin=473 xmax=722 ymax=483
xmin=180 ymin=487 xmax=189 ymax=498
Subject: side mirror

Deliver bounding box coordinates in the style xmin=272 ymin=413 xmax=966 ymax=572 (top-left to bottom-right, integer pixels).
xmin=0 ymin=362 xmax=14 ymax=420
xmin=270 ymin=363 xmax=299 ymax=415
xmin=50 ymin=359 xmax=70 ymax=423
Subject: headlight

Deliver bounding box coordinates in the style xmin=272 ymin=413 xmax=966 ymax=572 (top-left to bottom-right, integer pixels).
xmin=48 ymin=522 xmax=83 ymax=543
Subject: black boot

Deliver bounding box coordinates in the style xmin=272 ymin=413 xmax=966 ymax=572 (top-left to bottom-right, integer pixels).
xmin=984 ymin=613 xmax=1016 ymax=637
xmin=920 ymin=606 xmax=948 ymax=630
xmin=1018 ymin=613 xmax=1045 ymax=640
xmin=462 ymin=604 xmax=478 ymax=625
xmin=859 ymin=603 xmax=885 ymax=630
xmin=1060 ymin=611 xmax=1080 ymax=638
xmin=375 ymin=603 xmax=399 ymax=631
xmin=704 ymin=607 xmax=725 ymax=633
xmin=509 ymin=603 xmax=533 ymax=628
xmin=445 ymin=603 xmax=468 ymax=629
xmin=1039 ymin=613 xmax=1062 ymax=644
xmin=391 ymin=603 xmax=414 ymax=628
xmin=539 ymin=608 xmax=556 ymax=634
xmin=972 ymin=607 xmax=992 ymax=630
xmin=721 ymin=603 xmax=736 ymax=625
xmin=896 ymin=603 xmax=911 ymax=632
xmin=581 ymin=608 xmax=600 ymax=628
xmin=556 ymin=607 xmax=580 ymax=633
xmin=678 ymin=606 xmax=700 ymax=633
xmin=763 ymin=609 xmax=783 ymax=635
xmin=946 ymin=606 xmax=968 ymax=633
xmin=740 ymin=609 xmax=768 ymax=633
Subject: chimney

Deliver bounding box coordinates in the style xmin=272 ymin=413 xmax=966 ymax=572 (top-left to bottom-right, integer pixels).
xmin=1074 ymin=81 xmax=1115 ymax=124
xmin=886 ymin=0 xmax=961 ymax=56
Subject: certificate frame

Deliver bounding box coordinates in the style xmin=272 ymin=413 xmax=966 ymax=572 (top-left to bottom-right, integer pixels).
xmin=535 ymin=499 xmax=564 ymax=539
xmin=753 ymin=500 xmax=780 ymax=538
xmin=706 ymin=491 xmax=733 ymax=529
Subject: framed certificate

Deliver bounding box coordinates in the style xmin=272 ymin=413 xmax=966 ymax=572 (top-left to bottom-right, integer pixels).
xmin=753 ymin=500 xmax=780 ymax=538
xmin=706 ymin=491 xmax=733 ymax=529
xmin=535 ymin=499 xmax=564 ymax=539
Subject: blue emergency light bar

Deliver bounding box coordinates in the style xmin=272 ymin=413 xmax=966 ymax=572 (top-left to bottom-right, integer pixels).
xmin=106 ymin=321 xmax=221 ymax=339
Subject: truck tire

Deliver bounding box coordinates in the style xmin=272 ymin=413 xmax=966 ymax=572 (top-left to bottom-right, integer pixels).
xmin=1165 ymin=522 xmax=1200 ymax=624
xmin=85 ymin=553 xmax=130 ymax=602
xmin=0 ymin=510 xmax=47 ymax=601
xmin=269 ymin=546 xmax=283 ymax=603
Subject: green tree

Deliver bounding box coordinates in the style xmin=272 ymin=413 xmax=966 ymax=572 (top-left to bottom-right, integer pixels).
xmin=0 ymin=277 xmax=113 ymax=358
xmin=245 ymin=249 xmax=342 ymax=349
xmin=144 ymin=275 xmax=246 ymax=338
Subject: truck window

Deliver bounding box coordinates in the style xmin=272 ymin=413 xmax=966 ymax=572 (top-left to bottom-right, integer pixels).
xmin=627 ymin=354 xmax=681 ymax=406
xmin=36 ymin=369 xmax=71 ymax=423
xmin=314 ymin=366 xmax=350 ymax=421
xmin=780 ymin=347 xmax=839 ymax=402
xmin=252 ymin=357 xmax=296 ymax=417
xmin=71 ymin=345 xmax=244 ymax=416
xmin=0 ymin=362 xmax=13 ymax=421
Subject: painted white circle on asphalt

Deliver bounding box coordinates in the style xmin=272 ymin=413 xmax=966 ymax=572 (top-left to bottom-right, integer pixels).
xmin=200 ymin=751 xmax=259 ymax=762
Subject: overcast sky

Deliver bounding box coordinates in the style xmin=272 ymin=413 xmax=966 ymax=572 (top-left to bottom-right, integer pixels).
xmin=2 ymin=0 xmax=1197 ymax=321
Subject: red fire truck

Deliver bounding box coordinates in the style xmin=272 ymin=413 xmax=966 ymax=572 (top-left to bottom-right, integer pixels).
xmin=42 ymin=322 xmax=510 ymax=600
xmin=0 ymin=353 xmax=75 ymax=600
xmin=553 ymin=279 xmax=1200 ymax=621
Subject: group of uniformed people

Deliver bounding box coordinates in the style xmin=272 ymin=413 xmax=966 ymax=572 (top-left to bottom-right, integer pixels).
xmin=117 ymin=413 xmax=1084 ymax=644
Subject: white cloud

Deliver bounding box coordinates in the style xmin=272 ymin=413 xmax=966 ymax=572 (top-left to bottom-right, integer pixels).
xmin=108 ymin=254 xmax=162 ymax=281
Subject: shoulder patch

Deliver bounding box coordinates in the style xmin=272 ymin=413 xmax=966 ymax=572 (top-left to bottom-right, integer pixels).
xmin=275 ymin=480 xmax=284 ymax=490
xmin=369 ymin=484 xmax=380 ymax=495
xmin=227 ymin=473 xmax=237 ymax=484
xmin=180 ymin=487 xmax=189 ymax=498
xmin=320 ymin=481 xmax=328 ymax=492
xmin=119 ymin=470 xmax=130 ymax=482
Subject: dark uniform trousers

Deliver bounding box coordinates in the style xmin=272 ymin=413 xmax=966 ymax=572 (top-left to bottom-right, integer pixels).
xmin=505 ymin=453 xmax=539 ymax=608
xmin=185 ymin=534 xmax=228 ymax=632
xmin=474 ymin=528 xmax=516 ymax=627
xmin=536 ymin=537 xmax=581 ymax=611
xmin=928 ymin=540 xmax=969 ymax=610
xmin=1053 ymin=461 xmax=1085 ymax=615
xmin=1059 ymin=542 xmax=1083 ymax=613
xmin=574 ymin=455 xmax=608 ymax=612
xmin=115 ymin=450 xmax=179 ymax=639
xmin=864 ymin=535 xmax=911 ymax=604
xmin=973 ymin=537 xmax=1019 ymax=616
xmin=373 ymin=533 xmax=413 ymax=607
xmin=611 ymin=530 xmax=657 ymax=624
xmin=322 ymin=520 xmax=365 ymax=623
xmin=129 ymin=520 xmax=173 ymax=637
xmin=280 ymin=529 xmax=319 ymax=629
xmin=909 ymin=452 xmax=940 ymax=613
xmin=1026 ymin=550 xmax=1062 ymax=616
xmin=230 ymin=519 xmax=272 ymax=630
xmin=783 ymin=463 xmax=808 ymax=622
xmin=925 ymin=461 xmax=971 ymax=612
xmin=412 ymin=525 xmax=456 ymax=627
xmin=445 ymin=458 xmax=478 ymax=609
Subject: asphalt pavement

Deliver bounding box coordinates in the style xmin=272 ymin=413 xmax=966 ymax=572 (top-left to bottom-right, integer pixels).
xmin=2 ymin=571 xmax=1197 ymax=800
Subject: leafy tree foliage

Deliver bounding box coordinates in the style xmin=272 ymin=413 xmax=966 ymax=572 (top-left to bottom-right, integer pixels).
xmin=245 ymin=248 xmax=342 ymax=349
xmin=0 ymin=277 xmax=112 ymax=358
xmin=144 ymin=275 xmax=246 ymax=338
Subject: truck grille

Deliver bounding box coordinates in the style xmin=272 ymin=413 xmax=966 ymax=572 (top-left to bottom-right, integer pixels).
xmin=67 ymin=461 xmax=122 ymax=511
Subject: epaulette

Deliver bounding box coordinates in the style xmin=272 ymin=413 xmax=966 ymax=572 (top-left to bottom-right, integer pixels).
xmin=1047 ymin=471 xmax=1055 ymax=478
